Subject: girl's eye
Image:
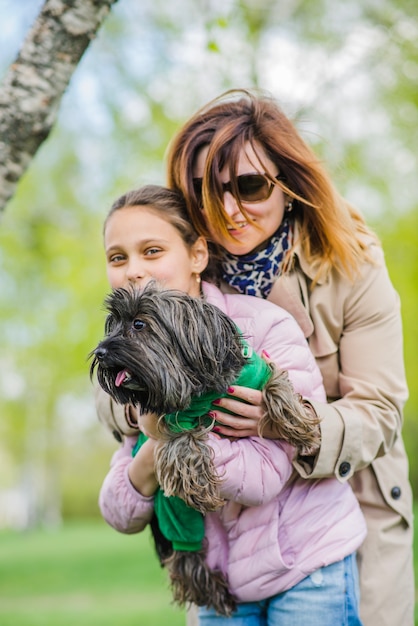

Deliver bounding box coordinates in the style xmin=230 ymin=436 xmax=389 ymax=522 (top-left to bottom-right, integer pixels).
xmin=133 ymin=319 xmax=146 ymax=331
xmin=108 ymin=254 xmax=125 ymax=263
xmin=144 ymin=247 xmax=162 ymax=256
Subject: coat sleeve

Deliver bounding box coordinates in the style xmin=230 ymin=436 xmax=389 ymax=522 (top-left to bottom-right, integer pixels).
xmin=293 ymin=248 xmax=408 ymax=482
xmin=98 ymin=436 xmax=154 ymax=533
xmin=208 ymin=434 xmax=294 ymax=506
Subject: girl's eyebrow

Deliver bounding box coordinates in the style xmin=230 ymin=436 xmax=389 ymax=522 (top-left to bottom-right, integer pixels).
xmin=105 ymin=244 xmax=125 ymax=255
xmin=105 ymin=238 xmax=170 ymax=253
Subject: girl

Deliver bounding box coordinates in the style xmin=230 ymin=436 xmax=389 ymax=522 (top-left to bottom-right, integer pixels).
xmin=96 ymin=184 xmax=366 ymax=625
xmin=166 ymin=88 xmax=413 ymax=626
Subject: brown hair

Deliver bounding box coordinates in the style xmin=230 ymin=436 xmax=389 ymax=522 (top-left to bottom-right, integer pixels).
xmin=105 ymin=184 xmax=201 ymax=248
xmin=166 ymin=89 xmax=379 ymax=283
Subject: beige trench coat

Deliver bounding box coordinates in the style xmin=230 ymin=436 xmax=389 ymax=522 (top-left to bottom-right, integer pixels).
xmin=264 ymin=239 xmax=414 ymax=626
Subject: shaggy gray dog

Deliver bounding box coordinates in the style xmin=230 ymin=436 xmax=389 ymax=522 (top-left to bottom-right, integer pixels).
xmin=90 ymin=283 xmax=320 ymax=616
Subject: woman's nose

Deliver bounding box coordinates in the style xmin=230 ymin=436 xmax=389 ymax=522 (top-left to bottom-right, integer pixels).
xmin=223 ymin=191 xmax=244 ymax=219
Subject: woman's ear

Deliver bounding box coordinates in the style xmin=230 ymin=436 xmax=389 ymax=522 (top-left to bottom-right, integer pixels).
xmin=191 ymin=236 xmax=209 ymax=274
xmin=284 ymin=194 xmax=294 ymax=213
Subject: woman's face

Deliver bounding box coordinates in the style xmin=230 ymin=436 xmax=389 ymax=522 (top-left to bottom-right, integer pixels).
xmin=193 ymin=142 xmax=287 ymax=256
xmin=104 ymin=205 xmax=208 ymax=296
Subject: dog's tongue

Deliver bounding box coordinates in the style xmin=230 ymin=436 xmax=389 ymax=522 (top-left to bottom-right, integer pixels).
xmin=115 ymin=370 xmax=129 ymax=387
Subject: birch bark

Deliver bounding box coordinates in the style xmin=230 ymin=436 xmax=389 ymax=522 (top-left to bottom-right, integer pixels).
xmin=0 ymin=0 xmax=119 ymax=211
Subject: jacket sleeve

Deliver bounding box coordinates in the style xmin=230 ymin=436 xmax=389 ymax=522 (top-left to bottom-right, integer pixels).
xmin=255 ymin=311 xmax=326 ymax=403
xmin=98 ymin=436 xmax=154 ymax=533
xmin=294 ymin=248 xmax=408 ymax=482
xmin=208 ymin=434 xmax=294 ymax=506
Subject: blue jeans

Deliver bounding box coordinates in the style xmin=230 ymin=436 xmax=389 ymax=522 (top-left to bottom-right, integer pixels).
xmin=198 ymin=553 xmax=362 ymax=625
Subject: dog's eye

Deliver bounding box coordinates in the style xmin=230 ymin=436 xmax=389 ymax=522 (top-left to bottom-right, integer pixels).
xmin=133 ymin=319 xmax=146 ymax=331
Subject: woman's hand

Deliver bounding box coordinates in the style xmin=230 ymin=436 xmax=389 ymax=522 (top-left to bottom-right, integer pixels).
xmin=210 ymin=385 xmax=274 ymax=438
xmin=210 ymin=352 xmax=277 ymax=439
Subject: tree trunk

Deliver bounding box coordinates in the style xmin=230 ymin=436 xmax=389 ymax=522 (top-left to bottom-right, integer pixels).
xmin=0 ymin=0 xmax=119 ymax=212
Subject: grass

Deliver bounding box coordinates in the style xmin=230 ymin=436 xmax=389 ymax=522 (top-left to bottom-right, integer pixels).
xmin=0 ymin=510 xmax=417 ymax=626
xmin=0 ymin=519 xmax=185 ymax=626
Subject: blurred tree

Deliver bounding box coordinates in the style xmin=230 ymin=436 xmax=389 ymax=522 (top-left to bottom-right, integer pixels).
xmin=0 ymin=0 xmax=119 ymax=211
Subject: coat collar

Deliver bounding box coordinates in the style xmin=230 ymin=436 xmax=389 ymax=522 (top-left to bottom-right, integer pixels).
xmin=289 ymin=222 xmax=325 ymax=285
xmin=267 ymin=272 xmax=314 ymax=339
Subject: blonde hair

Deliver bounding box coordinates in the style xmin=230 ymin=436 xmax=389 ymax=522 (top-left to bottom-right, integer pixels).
xmin=167 ymin=89 xmax=379 ymax=283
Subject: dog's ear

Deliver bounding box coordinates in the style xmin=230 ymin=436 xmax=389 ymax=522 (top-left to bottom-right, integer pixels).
xmin=198 ymin=299 xmax=247 ymax=371
xmin=155 ymin=429 xmax=225 ymax=514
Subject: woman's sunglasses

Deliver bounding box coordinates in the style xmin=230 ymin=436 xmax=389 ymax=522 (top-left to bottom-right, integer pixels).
xmin=193 ymin=173 xmax=280 ymax=205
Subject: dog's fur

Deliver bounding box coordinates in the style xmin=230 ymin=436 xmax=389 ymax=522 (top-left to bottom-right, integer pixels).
xmin=90 ymin=283 xmax=320 ymax=616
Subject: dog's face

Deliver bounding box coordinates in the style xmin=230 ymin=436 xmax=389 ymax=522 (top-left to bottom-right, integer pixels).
xmin=90 ymin=284 xmax=246 ymax=414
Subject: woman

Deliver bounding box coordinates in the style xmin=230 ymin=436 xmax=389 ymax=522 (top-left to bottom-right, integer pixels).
xmin=166 ymin=89 xmax=414 ymax=626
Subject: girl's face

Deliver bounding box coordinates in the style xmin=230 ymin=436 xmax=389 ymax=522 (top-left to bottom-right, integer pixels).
xmin=104 ymin=205 xmax=208 ymax=297
xmin=193 ymin=142 xmax=287 ymax=256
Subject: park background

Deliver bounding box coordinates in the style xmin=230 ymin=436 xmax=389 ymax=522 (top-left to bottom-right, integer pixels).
xmin=0 ymin=0 xmax=417 ymax=623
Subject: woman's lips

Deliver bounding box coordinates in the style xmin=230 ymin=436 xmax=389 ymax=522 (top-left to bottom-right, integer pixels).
xmin=227 ymin=221 xmax=249 ymax=234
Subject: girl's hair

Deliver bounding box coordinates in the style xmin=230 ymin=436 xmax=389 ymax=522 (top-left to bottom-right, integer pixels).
xmin=105 ymin=184 xmax=200 ymax=249
xmin=166 ymin=89 xmax=379 ymax=283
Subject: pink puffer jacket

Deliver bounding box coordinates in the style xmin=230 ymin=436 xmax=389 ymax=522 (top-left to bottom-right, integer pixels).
xmin=98 ymin=283 xmax=366 ymax=601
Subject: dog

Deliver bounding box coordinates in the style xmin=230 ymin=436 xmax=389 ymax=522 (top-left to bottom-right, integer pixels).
xmin=90 ymin=283 xmax=320 ymax=615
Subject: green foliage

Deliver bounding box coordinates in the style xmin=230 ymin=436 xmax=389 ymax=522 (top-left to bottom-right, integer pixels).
xmin=0 ymin=129 xmax=112 ymax=520
xmin=376 ymin=209 xmax=418 ymax=489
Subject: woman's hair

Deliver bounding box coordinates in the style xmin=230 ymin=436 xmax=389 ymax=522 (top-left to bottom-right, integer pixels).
xmin=166 ymin=89 xmax=379 ymax=283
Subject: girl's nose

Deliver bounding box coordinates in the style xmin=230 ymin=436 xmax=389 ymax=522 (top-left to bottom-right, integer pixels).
xmin=125 ymin=260 xmax=146 ymax=284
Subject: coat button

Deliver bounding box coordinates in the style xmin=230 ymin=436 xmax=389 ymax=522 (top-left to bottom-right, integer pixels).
xmin=339 ymin=461 xmax=351 ymax=477
xmin=391 ymin=486 xmax=401 ymax=500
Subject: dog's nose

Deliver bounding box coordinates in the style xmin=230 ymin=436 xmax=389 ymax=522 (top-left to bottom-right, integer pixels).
xmin=95 ymin=346 xmax=108 ymax=361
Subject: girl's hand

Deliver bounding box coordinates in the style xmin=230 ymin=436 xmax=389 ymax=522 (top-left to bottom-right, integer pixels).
xmin=128 ymin=436 xmax=161 ymax=496
xmin=137 ymin=410 xmax=163 ymax=440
